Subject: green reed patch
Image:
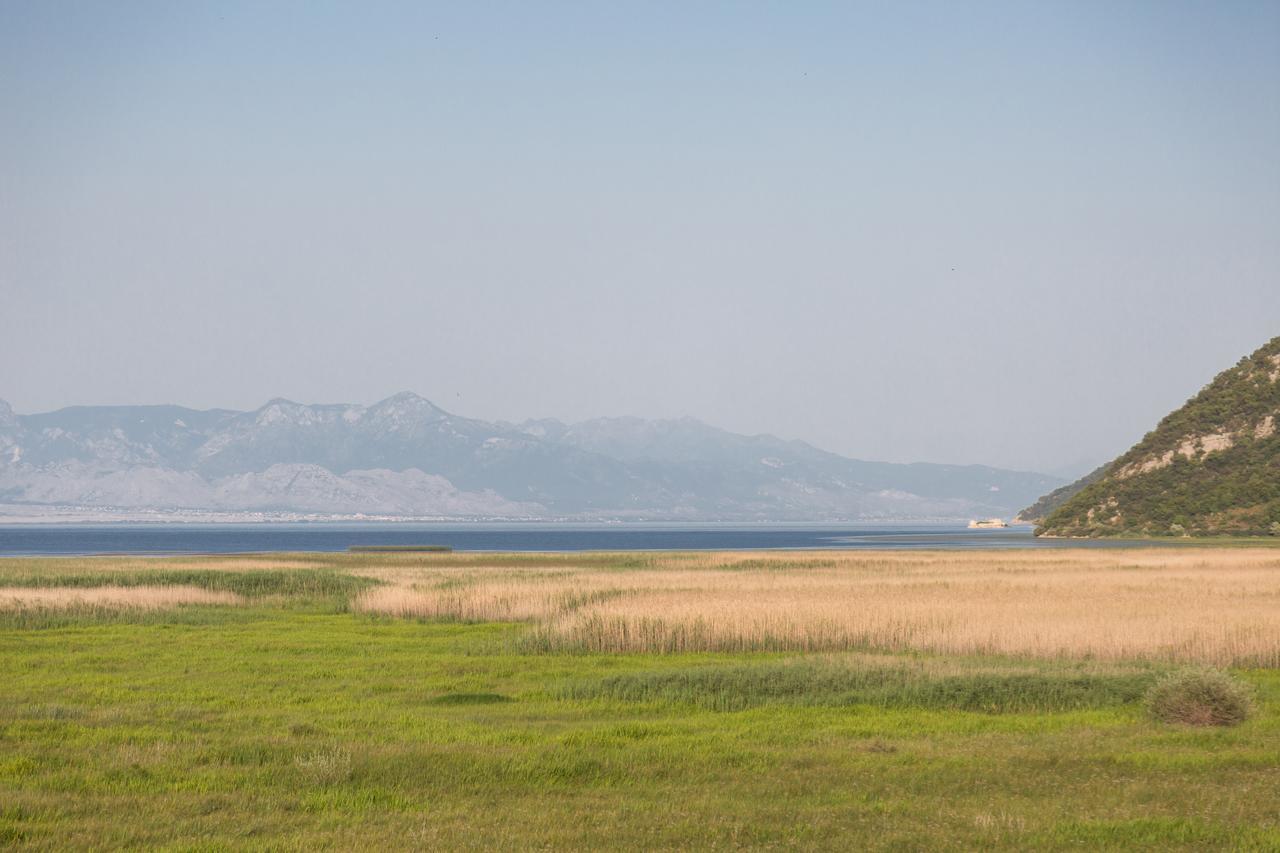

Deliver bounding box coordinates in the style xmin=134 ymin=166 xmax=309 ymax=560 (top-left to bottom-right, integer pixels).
xmin=560 ymin=658 xmax=1159 ymax=713
xmin=339 ymin=552 xmax=671 ymax=571
xmin=428 ymin=692 xmax=514 ymax=706
xmin=0 ymin=603 xmax=264 ymax=630
xmin=0 ymin=569 xmax=377 ymax=600
xmin=716 ymin=559 xmax=840 ymax=571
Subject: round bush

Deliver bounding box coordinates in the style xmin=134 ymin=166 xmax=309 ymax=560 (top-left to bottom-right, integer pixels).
xmin=1145 ymin=669 xmax=1255 ymax=727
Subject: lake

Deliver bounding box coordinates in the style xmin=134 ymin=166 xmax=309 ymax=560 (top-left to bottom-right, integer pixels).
xmin=0 ymin=522 xmax=1164 ymax=556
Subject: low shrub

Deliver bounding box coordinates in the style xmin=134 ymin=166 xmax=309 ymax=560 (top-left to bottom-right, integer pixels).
xmin=1145 ymin=669 xmax=1254 ymax=726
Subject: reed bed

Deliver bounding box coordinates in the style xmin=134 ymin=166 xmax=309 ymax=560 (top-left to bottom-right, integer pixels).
xmin=0 ymin=585 xmax=242 ymax=610
xmin=353 ymin=548 xmax=1280 ymax=665
xmin=356 ymin=580 xmax=628 ymax=622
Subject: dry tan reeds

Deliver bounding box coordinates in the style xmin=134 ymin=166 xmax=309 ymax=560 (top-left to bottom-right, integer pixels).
xmin=0 ymin=586 xmax=242 ymax=610
xmin=353 ymin=548 xmax=1280 ymax=665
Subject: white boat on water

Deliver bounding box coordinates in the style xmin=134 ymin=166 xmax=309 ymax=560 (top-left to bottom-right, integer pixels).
xmin=967 ymin=518 xmax=1008 ymax=529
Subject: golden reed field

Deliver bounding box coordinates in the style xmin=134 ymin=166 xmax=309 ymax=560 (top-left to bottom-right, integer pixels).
xmin=353 ymin=548 xmax=1280 ymax=665
xmin=3 ymin=548 xmax=1278 ymax=666
xmin=0 ymin=585 xmax=239 ymax=609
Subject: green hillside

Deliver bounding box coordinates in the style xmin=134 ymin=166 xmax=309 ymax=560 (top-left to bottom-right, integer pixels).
xmin=1036 ymin=336 xmax=1280 ymax=537
xmin=1014 ymin=463 xmax=1108 ymax=525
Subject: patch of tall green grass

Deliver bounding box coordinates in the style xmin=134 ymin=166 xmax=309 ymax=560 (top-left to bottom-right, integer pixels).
xmin=0 ymin=569 xmax=376 ymax=600
xmin=560 ymin=658 xmax=1159 ymax=713
xmin=0 ymin=604 xmax=263 ymax=630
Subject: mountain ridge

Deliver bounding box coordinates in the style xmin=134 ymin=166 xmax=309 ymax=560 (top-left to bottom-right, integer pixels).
xmin=0 ymin=393 xmax=1064 ymax=522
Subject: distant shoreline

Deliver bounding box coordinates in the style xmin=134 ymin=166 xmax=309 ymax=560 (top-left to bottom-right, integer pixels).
xmin=0 ymin=522 xmax=1190 ymax=558
xmin=0 ymin=504 xmax=1015 ymax=526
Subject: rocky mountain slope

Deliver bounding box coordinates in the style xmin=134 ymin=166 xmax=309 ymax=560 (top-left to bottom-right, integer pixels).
xmin=1033 ymin=336 xmax=1280 ymax=537
xmin=0 ymin=394 xmax=1063 ymax=521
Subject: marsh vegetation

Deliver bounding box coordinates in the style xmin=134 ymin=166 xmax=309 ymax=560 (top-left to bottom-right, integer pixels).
xmin=0 ymin=548 xmax=1276 ymax=848
xmin=350 ymin=549 xmax=1280 ymax=665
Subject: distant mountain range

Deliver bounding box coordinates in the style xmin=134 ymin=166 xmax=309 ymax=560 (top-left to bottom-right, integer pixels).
xmin=0 ymin=393 xmax=1064 ymax=522
xmin=1025 ymin=336 xmax=1280 ymax=537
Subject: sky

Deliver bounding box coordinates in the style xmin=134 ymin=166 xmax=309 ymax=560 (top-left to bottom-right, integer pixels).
xmin=2 ymin=1 xmax=1278 ymax=477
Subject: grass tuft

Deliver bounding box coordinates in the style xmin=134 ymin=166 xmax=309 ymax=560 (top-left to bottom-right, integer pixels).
xmin=1145 ymin=669 xmax=1255 ymax=726
xmin=294 ymin=746 xmax=354 ymax=786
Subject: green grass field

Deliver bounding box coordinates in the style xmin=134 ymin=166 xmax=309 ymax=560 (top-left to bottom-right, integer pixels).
xmin=1 ymin=552 xmax=1278 ymax=850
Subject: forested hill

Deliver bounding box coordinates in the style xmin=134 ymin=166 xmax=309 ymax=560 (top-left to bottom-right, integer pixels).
xmin=1035 ymin=336 xmax=1280 ymax=537
xmin=1014 ymin=463 xmax=1108 ymax=525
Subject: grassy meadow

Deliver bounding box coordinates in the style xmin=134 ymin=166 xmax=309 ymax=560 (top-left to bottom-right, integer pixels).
xmin=1 ymin=548 xmax=1278 ymax=849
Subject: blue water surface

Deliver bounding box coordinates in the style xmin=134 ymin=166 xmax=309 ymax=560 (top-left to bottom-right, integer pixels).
xmin=0 ymin=523 xmax=1163 ymax=556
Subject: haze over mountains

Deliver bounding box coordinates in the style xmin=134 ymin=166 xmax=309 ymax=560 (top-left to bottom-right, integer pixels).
xmin=0 ymin=394 xmax=1063 ymax=522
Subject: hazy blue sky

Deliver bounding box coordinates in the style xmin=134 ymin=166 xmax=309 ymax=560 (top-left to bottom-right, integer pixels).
xmin=2 ymin=1 xmax=1277 ymax=475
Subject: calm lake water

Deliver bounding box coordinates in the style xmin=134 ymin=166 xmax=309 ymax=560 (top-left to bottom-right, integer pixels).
xmin=0 ymin=523 xmax=1162 ymax=556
